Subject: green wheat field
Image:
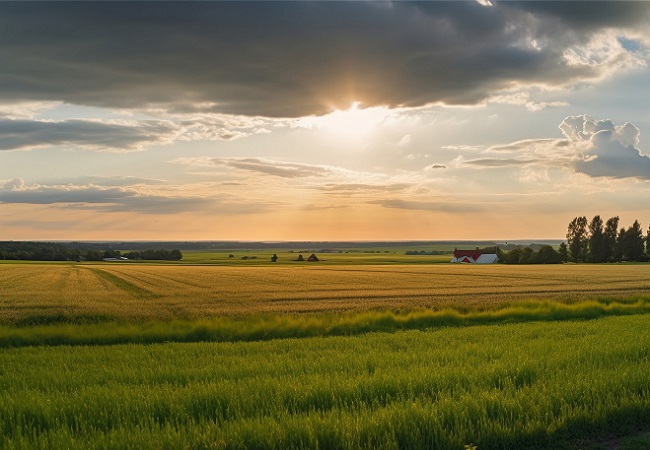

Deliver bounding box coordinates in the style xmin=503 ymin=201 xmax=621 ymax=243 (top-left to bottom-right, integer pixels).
xmin=2 ymin=258 xmax=650 ymax=449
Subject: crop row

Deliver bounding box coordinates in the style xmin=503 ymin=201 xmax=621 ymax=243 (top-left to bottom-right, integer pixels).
xmin=2 ymin=263 xmax=650 ymax=324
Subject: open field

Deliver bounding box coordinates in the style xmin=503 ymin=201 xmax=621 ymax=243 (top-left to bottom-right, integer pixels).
xmin=178 ymin=248 xmax=455 ymax=265
xmin=2 ymin=261 xmax=650 ymax=448
xmin=2 ymin=262 xmax=650 ymax=325
xmin=2 ymin=315 xmax=650 ymax=449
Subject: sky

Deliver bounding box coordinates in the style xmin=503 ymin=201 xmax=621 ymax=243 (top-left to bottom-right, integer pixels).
xmin=2 ymin=1 xmax=650 ymax=241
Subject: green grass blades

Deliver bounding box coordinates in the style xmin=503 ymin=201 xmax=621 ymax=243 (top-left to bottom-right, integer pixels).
xmin=0 ymin=298 xmax=649 ymax=348
xmin=2 ymin=315 xmax=650 ymax=449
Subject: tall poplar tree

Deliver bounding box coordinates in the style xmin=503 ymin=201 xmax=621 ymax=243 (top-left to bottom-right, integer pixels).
xmin=603 ymin=216 xmax=619 ymax=262
xmin=621 ymin=220 xmax=645 ymax=261
xmin=566 ymin=216 xmax=588 ymax=262
xmin=588 ymin=215 xmax=605 ymax=262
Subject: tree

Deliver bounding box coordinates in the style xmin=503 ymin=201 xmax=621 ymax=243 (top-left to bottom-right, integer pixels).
xmin=614 ymin=228 xmax=625 ymax=261
xmin=603 ymin=216 xmax=619 ymax=262
xmin=537 ymin=245 xmax=562 ymax=264
xmin=518 ymin=247 xmax=535 ymax=264
xmin=103 ymin=249 xmax=120 ymax=259
xmin=558 ymin=242 xmax=568 ymax=262
xmin=496 ymin=246 xmax=506 ymax=262
xmin=498 ymin=246 xmax=561 ymax=264
xmin=85 ymin=249 xmax=103 ymax=261
xmin=620 ymin=220 xmax=645 ymax=261
xmin=566 ymin=216 xmax=588 ymax=262
xmin=123 ymin=251 xmax=143 ymax=260
xmin=588 ymin=215 xmax=605 ymax=262
xmin=169 ymin=249 xmax=183 ymax=260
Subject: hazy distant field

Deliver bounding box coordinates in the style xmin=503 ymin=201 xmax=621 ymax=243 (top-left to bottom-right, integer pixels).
xmin=132 ymin=248 xmax=455 ymax=265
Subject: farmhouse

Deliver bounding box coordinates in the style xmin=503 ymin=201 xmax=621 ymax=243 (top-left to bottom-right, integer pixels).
xmin=451 ymin=248 xmax=498 ymax=264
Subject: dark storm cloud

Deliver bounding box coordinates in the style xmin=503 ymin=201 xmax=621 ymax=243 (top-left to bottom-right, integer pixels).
xmin=505 ymin=2 xmax=649 ymax=30
xmin=0 ymin=119 xmax=177 ymax=151
xmin=1 ymin=2 xmax=648 ymax=117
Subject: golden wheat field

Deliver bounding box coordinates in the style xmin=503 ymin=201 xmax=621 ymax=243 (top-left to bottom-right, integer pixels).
xmin=2 ymin=262 xmax=650 ymax=324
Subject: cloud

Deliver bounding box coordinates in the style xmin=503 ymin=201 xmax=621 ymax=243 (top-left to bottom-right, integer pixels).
xmin=0 ymin=111 xmax=287 ymax=151
xmin=0 ymin=179 xmax=272 ymax=214
xmin=486 ymin=139 xmax=562 ymax=154
xmin=0 ymin=102 xmax=60 ymax=120
xmin=0 ymin=118 xmax=178 ymax=151
xmin=559 ymin=115 xmax=650 ymax=179
xmin=456 ymin=115 xmax=650 ymax=180
xmin=43 ymin=176 xmax=168 ymax=187
xmin=441 ymin=145 xmax=486 ymax=152
xmin=426 ymin=164 xmax=447 ymax=170
xmin=462 ymin=158 xmax=542 ymax=168
xmin=559 ymin=115 xmax=640 ymax=147
xmin=319 ymin=183 xmax=412 ymax=193
xmin=397 ymin=135 xmax=412 ymax=147
xmin=177 ymin=115 xmax=283 ymax=142
xmin=2 ymin=178 xmax=25 ymax=190
xmin=487 ymin=90 xmax=570 ymax=111
xmin=177 ymin=157 xmax=335 ymax=179
xmin=0 ymin=2 xmax=648 ymax=117
xmin=373 ymin=199 xmax=486 ymax=213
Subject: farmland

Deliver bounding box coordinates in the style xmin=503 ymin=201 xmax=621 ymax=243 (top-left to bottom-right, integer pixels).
xmin=2 ymin=262 xmax=650 ymax=324
xmin=2 ymin=260 xmax=650 ymax=449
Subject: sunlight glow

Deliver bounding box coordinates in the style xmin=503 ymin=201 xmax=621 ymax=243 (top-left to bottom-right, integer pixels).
xmin=297 ymin=102 xmax=393 ymax=138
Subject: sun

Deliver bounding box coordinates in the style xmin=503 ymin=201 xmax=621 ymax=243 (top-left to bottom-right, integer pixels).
xmin=297 ymin=102 xmax=393 ymax=138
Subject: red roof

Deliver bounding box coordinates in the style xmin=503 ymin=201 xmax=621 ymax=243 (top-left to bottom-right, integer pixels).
xmin=453 ymin=250 xmax=482 ymax=260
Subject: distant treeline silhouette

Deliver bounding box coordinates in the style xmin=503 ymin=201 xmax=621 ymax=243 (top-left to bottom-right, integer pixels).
xmin=0 ymin=242 xmax=182 ymax=261
xmin=498 ymin=245 xmax=563 ymax=265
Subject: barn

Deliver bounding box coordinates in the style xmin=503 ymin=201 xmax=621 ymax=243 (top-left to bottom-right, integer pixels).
xmin=451 ymin=249 xmax=498 ymax=264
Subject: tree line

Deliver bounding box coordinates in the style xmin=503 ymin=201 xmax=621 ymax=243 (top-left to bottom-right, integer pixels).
xmin=496 ymin=215 xmax=650 ymax=264
xmin=0 ymin=242 xmax=182 ymax=261
xmin=564 ymin=215 xmax=648 ymax=263
xmin=497 ymin=245 xmax=563 ymax=264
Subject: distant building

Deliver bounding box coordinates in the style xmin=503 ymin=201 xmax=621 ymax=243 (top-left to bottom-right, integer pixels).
xmin=451 ymin=248 xmax=498 ymax=264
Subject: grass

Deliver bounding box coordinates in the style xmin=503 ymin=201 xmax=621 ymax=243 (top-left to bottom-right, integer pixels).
xmin=1 ymin=315 xmax=650 ymax=449
xmin=1 ymin=298 xmax=650 ymax=348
